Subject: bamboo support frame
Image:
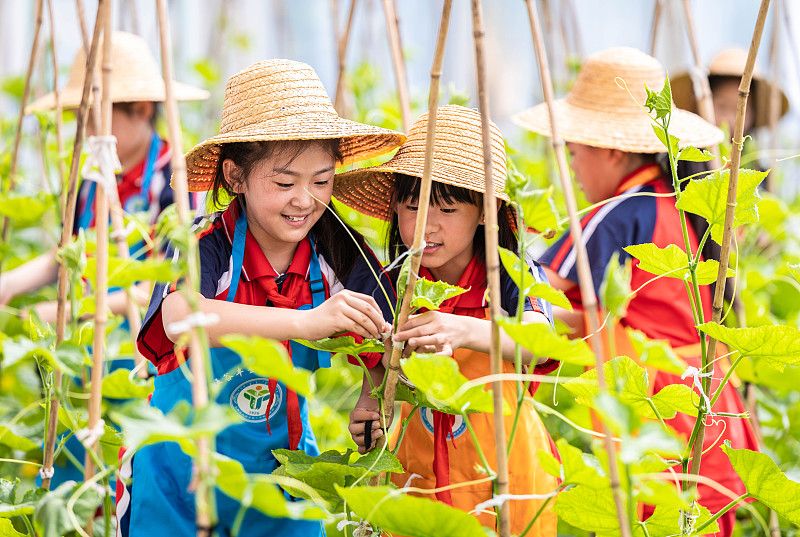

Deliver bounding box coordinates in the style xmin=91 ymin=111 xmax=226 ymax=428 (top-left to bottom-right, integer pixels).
xmin=83 ymin=6 xmax=113 ymax=520
xmin=381 ymin=0 xmax=453 ymax=425
xmin=649 ymin=0 xmax=662 ymax=55
xmin=766 ymin=0 xmax=782 ymax=191
xmin=522 ymin=1 xmax=632 ymax=535
xmin=470 ymin=1 xmax=511 ymax=534
xmin=46 ymin=0 xmax=67 ymax=212
xmin=691 ymin=0 xmax=771 ymax=481
xmin=41 ymin=0 xmax=105 ymax=491
xmin=334 ymin=0 xmax=358 ymax=116
xmin=0 ymin=0 xmax=44 ymax=277
xmin=76 ymin=0 xmax=91 ymax=54
xmin=156 ymin=1 xmax=216 ymax=533
xmin=382 ymin=0 xmax=412 ymax=132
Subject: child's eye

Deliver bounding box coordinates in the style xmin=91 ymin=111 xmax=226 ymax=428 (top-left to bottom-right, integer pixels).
xmin=275 ymin=182 xmax=293 ymax=189
xmin=405 ymin=204 xmax=419 ymax=212
xmin=440 ymin=207 xmax=457 ymax=214
xmin=313 ymin=179 xmax=331 ymax=186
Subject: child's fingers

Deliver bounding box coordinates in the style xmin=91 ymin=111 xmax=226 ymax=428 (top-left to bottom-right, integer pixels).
xmin=341 ymin=295 xmax=385 ymax=338
xmin=350 ymin=408 xmax=382 ymax=423
xmin=393 ymin=324 xmax=432 ymax=343
xmin=398 ymin=311 xmax=434 ymax=332
xmin=345 ymin=292 xmax=392 ymax=333
xmin=353 ymin=428 xmax=385 ymax=453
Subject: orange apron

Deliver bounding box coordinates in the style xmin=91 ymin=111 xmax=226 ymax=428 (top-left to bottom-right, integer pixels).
xmin=391 ymin=339 xmax=558 ymax=536
xmin=600 ymin=320 xmax=758 ymax=515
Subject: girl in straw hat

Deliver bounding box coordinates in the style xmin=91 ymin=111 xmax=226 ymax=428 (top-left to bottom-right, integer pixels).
xmin=340 ymin=105 xmax=558 ymax=536
xmin=0 ymin=31 xmax=209 ymax=491
xmin=121 ymin=59 xmax=403 ymax=537
xmin=514 ymin=47 xmax=759 ymax=536
xmin=0 ymin=31 xmax=209 ymax=321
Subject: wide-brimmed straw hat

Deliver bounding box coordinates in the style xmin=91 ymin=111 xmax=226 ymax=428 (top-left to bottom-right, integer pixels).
xmin=513 ymin=47 xmax=723 ymax=153
xmin=184 ymin=59 xmax=406 ymax=191
xmin=26 ymin=31 xmax=209 ymax=113
xmin=333 ymin=105 xmax=507 ymax=220
xmin=671 ymin=47 xmax=789 ymax=129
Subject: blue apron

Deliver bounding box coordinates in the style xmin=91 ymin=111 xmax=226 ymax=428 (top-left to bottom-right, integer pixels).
xmin=42 ymin=134 xmax=164 ymax=490
xmin=127 ymin=210 xmax=327 ymax=537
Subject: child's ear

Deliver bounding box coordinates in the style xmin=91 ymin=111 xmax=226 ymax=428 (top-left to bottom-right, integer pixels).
xmin=222 ymin=159 xmax=246 ymax=193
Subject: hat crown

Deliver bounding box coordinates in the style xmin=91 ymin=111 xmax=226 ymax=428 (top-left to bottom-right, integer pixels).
xmin=399 ymin=104 xmax=507 ymax=185
xmin=566 ymin=47 xmax=667 ymax=115
xmin=709 ymin=48 xmax=750 ymax=76
xmin=219 ymin=60 xmax=337 ymax=134
xmin=66 ymin=31 xmax=161 ymax=89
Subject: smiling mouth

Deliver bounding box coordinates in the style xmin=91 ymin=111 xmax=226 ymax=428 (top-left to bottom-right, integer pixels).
xmin=283 ymin=214 xmax=310 ymax=226
xmin=424 ymin=242 xmax=442 ymax=252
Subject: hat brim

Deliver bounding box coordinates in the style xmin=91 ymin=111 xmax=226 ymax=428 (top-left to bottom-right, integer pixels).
xmin=334 ymin=161 xmax=510 ymax=221
xmin=25 ymin=80 xmax=210 ymax=114
xmin=671 ymin=72 xmax=789 ymax=129
xmin=512 ymin=98 xmax=723 ymax=152
xmin=183 ymin=115 xmax=406 ymax=192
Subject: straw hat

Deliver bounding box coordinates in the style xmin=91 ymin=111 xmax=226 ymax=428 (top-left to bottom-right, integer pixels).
xmin=671 ymin=47 xmax=789 ymax=129
xmin=333 ymin=105 xmax=507 ymax=220
xmin=184 ymin=59 xmax=405 ymax=191
xmin=26 ymin=31 xmax=209 ymax=113
xmin=513 ymin=47 xmax=723 ymax=153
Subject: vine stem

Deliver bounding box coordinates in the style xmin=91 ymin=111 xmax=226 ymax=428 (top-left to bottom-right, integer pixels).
xmin=690 ymin=0 xmax=772 ymax=489
xmin=694 ymin=493 xmax=750 ymax=533
xmin=505 ymin=206 xmax=528 ymax=456
xmin=522 ymin=1 xmax=631 ymax=535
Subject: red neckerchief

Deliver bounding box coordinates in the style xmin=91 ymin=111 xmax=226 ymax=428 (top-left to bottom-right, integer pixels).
xmin=221 ymin=199 xmax=312 ymax=450
xmin=418 ymin=256 xmax=486 ymax=504
xmin=116 ymin=138 xmax=171 ymax=211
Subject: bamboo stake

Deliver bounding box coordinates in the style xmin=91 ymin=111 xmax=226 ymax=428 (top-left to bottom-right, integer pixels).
xmin=75 ymin=0 xmax=101 ymax=134
xmin=334 ymin=0 xmax=358 ymax=116
xmin=766 ymin=0 xmax=782 ymax=191
xmin=76 ymin=0 xmax=91 ymax=54
xmin=84 ymin=8 xmax=113 ymax=528
xmin=681 ymin=0 xmax=721 ymax=170
xmin=0 ymin=0 xmax=44 ymax=276
xmin=691 ymin=0 xmax=771 ymax=481
xmin=156 ymin=1 xmax=216 ymax=534
xmin=470 ymin=1 xmax=511 ymax=534
xmin=41 ymin=0 xmax=106 ymax=492
xmin=522 ymin=1 xmax=632 ymax=536
xmin=382 ymin=0 xmax=412 ymax=132
xmin=649 ymin=0 xmax=662 ymax=55
xmin=381 ymin=0 xmax=452 ymax=429
xmin=46 ymin=0 xmax=67 ymax=214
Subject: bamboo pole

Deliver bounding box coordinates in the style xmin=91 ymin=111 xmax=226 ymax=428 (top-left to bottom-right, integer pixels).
xmin=83 ymin=8 xmax=113 ymax=526
xmin=41 ymin=0 xmax=106 ymax=492
xmin=156 ymin=1 xmax=216 ymax=534
xmin=334 ymin=0 xmax=358 ymax=116
xmin=46 ymin=0 xmax=67 ymax=212
xmin=522 ymin=1 xmax=632 ymax=536
xmin=381 ymin=0 xmax=452 ymax=429
xmin=649 ymin=0 xmax=662 ymax=55
xmin=381 ymin=0 xmax=412 ymax=132
xmin=76 ymin=0 xmax=91 ymax=54
xmin=691 ymin=0 xmax=771 ymax=481
xmin=470 ymin=1 xmax=511 ymax=534
xmin=681 ymin=0 xmax=721 ymax=170
xmin=0 ymin=0 xmax=44 ymax=277
xmin=766 ymin=0 xmax=782 ymax=191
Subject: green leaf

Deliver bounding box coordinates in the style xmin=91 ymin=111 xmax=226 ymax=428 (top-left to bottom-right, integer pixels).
xmin=627 ymin=329 xmax=688 ymax=375
xmin=214 ymin=455 xmax=326 ymax=520
xmin=411 ymin=277 xmax=468 ymax=312
xmin=722 ymin=444 xmax=800 ymax=524
xmin=272 ymin=449 xmax=402 ymax=512
xmin=0 ymin=519 xmax=25 ymax=537
xmin=498 ymin=247 xmax=572 ymax=310
xmin=698 ymin=322 xmax=800 ymax=368
xmin=676 ymin=168 xmax=766 ymax=243
xmin=651 ymin=125 xmax=680 ymax=155
xmin=498 ymin=318 xmax=594 ymax=366
xmin=555 ymin=438 xmax=605 ymax=488
xmin=100 ymin=368 xmax=154 ymax=399
xmin=600 ymin=252 xmax=632 ymax=318
xmin=619 ymin=422 xmax=682 ymax=464
xmin=536 ymin=449 xmax=562 ymax=479
xmin=0 ymin=193 xmax=53 ymax=227
xmin=624 ymin=243 xmax=732 ymax=285
xmin=56 ymin=232 xmax=87 ymax=275
xmin=83 ymin=256 xmax=181 ymax=288
xmin=400 ymin=353 xmax=494 ymax=414
xmin=636 ymin=502 xmax=719 ymax=536
xmin=644 ymin=79 xmax=673 ymax=120
xmin=564 ymin=356 xmax=698 ymax=421
xmin=220 ymin=335 xmax=312 ymax=396
xmin=677 ymin=146 xmax=714 ymax=162
xmin=33 ymin=482 xmax=103 ymax=537
xmin=556 ymin=484 xmax=620 ymax=536
xmin=294 ymin=335 xmax=383 ymax=357
xmin=0 ymin=424 xmax=37 ymax=452
xmin=336 ymin=485 xmax=488 ymax=537
xmin=505 ymin=166 xmax=561 ymax=233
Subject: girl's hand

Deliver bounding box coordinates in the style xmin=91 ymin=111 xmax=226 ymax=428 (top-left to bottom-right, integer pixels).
xmin=393 ymin=311 xmax=475 ymax=356
xmin=306 ymin=290 xmax=391 ymax=340
xmin=349 ymin=394 xmax=389 ymax=454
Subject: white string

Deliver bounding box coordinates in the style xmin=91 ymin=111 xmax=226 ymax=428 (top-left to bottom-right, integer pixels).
xmin=38 ymin=466 xmax=55 ymax=479
xmin=384 ymin=242 xmax=427 ymax=272
xmin=167 ymin=312 xmax=220 ymax=336
xmin=402 ymin=473 xmax=422 ymax=488
xmin=76 ymin=418 xmax=105 ymax=448
xmin=473 ymin=491 xmax=559 ymax=513
xmin=687 ymin=64 xmax=710 ymax=99
xmin=82 ymin=135 xmax=121 ymax=202
xmin=681 ymin=366 xmax=715 ymax=416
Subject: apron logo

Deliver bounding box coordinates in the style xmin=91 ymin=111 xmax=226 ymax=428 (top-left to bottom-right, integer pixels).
xmin=230 ymin=378 xmax=283 ymax=422
xmin=420 ymin=407 xmax=467 ymax=440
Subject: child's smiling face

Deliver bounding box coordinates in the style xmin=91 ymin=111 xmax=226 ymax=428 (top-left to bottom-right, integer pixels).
xmin=396 ymin=195 xmax=482 ymax=285
xmin=225 ymin=142 xmax=336 ymax=266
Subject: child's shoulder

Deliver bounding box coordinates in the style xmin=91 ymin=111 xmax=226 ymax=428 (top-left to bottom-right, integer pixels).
xmin=191 ymin=211 xmax=232 ymax=262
